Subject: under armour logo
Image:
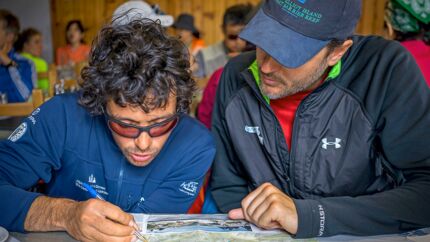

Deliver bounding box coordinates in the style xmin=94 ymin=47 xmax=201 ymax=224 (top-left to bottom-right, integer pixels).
xmin=321 ymin=138 xmax=342 ymax=149
xmin=245 ymin=125 xmax=264 ymax=145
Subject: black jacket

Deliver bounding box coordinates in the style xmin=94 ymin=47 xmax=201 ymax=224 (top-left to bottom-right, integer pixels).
xmin=210 ymin=36 xmax=430 ymax=238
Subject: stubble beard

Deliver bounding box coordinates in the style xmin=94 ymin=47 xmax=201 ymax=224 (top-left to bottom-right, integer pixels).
xmin=259 ymin=59 xmax=329 ymax=100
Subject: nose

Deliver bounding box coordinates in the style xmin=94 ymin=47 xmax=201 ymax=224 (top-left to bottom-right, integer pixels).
xmin=258 ymin=49 xmax=282 ymax=74
xmin=134 ymin=131 xmax=152 ymax=151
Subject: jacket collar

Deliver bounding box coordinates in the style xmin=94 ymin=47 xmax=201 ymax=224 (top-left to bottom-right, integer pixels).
xmin=245 ymin=59 xmax=342 ymax=105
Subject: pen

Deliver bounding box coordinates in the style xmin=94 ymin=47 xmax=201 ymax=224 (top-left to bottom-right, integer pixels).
xmin=82 ymin=182 xmax=105 ymax=200
xmin=82 ymin=182 xmax=148 ymax=242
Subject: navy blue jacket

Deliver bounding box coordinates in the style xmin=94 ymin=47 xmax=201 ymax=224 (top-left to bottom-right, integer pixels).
xmin=0 ymin=93 xmax=215 ymax=232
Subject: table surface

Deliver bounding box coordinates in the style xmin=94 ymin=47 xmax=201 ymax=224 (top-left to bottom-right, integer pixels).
xmin=9 ymin=227 xmax=430 ymax=242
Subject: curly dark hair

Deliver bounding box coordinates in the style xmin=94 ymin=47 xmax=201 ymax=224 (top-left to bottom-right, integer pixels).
xmin=79 ymin=18 xmax=194 ymax=115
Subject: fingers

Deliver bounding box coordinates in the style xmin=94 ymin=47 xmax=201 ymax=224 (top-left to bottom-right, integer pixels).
xmin=241 ymin=183 xmax=272 ymax=209
xmin=238 ymin=183 xmax=298 ymax=234
xmin=91 ymin=215 xmax=134 ymax=237
xmin=247 ymin=196 xmax=271 ymax=225
xmin=100 ymin=202 xmax=135 ymax=227
xmin=67 ymin=199 xmax=137 ymax=242
xmin=240 ymin=183 xmax=274 ymax=221
xmin=258 ymin=210 xmax=283 ymax=230
xmin=256 ymin=203 xmax=283 ymax=230
xmin=245 ymin=186 xmax=277 ymax=219
xmin=228 ymin=208 xmax=245 ymax=220
xmin=92 ymin=201 xmax=135 ymax=236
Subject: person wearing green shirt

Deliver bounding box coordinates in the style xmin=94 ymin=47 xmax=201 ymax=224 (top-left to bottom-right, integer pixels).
xmin=15 ymin=28 xmax=49 ymax=93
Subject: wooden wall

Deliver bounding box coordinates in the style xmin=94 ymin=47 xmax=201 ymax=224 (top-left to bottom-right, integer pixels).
xmin=50 ymin=0 xmax=387 ymax=55
xmin=356 ymin=0 xmax=387 ymax=36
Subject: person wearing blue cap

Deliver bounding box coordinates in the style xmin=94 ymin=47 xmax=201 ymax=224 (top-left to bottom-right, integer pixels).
xmin=210 ymin=0 xmax=430 ymax=238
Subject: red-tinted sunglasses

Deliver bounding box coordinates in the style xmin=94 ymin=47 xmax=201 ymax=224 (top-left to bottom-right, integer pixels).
xmin=106 ymin=113 xmax=180 ymax=139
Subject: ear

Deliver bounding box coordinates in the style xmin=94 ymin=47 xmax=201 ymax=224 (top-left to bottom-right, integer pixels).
xmin=384 ymin=16 xmax=395 ymax=39
xmin=327 ymin=39 xmax=353 ymax=66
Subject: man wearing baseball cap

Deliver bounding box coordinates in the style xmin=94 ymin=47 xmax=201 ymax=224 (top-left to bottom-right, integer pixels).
xmin=211 ymin=0 xmax=430 ymax=238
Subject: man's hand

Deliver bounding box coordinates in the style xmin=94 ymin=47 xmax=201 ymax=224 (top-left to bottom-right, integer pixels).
xmin=25 ymin=196 xmax=136 ymax=242
xmin=228 ymin=183 xmax=298 ymax=234
xmin=65 ymin=199 xmax=137 ymax=242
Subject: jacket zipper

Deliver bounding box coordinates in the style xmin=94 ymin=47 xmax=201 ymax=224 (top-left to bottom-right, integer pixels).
xmin=115 ymin=157 xmax=125 ymax=205
xmin=288 ymin=105 xmax=302 ymax=197
xmin=242 ymin=71 xmax=291 ymax=189
xmin=242 ymin=69 xmax=331 ymax=197
xmin=289 ymin=82 xmax=331 ymax=197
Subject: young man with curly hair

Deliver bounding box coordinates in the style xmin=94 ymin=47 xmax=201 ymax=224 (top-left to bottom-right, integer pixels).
xmin=0 ymin=19 xmax=215 ymax=241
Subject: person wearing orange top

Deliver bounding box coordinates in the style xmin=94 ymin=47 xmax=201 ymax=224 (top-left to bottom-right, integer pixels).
xmin=173 ymin=14 xmax=204 ymax=56
xmin=56 ymin=20 xmax=90 ymax=66
xmin=172 ymin=14 xmax=205 ymax=73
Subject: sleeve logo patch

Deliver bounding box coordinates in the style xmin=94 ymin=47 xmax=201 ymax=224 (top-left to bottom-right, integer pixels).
xmin=8 ymin=122 xmax=27 ymax=142
xmin=179 ymin=181 xmax=199 ymax=196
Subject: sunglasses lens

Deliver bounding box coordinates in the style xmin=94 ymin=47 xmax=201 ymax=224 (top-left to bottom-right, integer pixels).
xmin=108 ymin=120 xmax=140 ymax=138
xmin=149 ymin=117 xmax=178 ymax=137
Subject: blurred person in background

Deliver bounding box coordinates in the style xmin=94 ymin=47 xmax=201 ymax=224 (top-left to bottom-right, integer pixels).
xmin=112 ymin=0 xmax=173 ymax=27
xmin=0 ymin=9 xmax=36 ymax=103
xmin=194 ymin=3 xmax=253 ymax=78
xmin=56 ymin=20 xmax=90 ymax=66
xmin=173 ymin=13 xmax=205 ymax=56
xmin=173 ymin=13 xmax=205 ymax=73
xmin=14 ymin=28 xmax=49 ymax=94
xmin=385 ymin=0 xmax=430 ymax=86
xmin=197 ymin=2 xmax=260 ymax=129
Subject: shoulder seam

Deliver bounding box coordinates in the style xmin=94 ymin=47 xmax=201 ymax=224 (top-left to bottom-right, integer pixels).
xmin=332 ymin=82 xmax=375 ymax=128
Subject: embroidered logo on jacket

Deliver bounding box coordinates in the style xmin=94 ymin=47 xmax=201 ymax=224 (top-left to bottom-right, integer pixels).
xmin=179 ymin=181 xmax=198 ymax=196
xmin=88 ymin=174 xmax=97 ymax=184
xmin=318 ymin=204 xmax=326 ymax=236
xmin=245 ymin=125 xmax=264 ymax=145
xmin=75 ymin=179 xmax=108 ymax=196
xmin=8 ymin=122 xmax=27 ymax=142
xmin=321 ymin=138 xmax=342 ymax=149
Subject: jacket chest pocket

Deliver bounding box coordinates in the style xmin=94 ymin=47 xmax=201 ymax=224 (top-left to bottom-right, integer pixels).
xmin=50 ymin=151 xmax=107 ymax=200
xmin=291 ymin=96 xmax=378 ymax=198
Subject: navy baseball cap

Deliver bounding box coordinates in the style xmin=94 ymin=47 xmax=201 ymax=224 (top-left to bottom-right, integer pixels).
xmin=240 ymin=0 xmax=362 ymax=68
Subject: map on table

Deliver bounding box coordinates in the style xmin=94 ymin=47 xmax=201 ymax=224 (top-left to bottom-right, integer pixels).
xmin=131 ymin=214 xmax=291 ymax=242
xmin=132 ymin=214 xmax=430 ymax=242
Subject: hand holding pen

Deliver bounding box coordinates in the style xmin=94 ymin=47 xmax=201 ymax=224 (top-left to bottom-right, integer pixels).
xmin=82 ymin=183 xmax=148 ymax=241
xmin=61 ymin=184 xmax=147 ymax=241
